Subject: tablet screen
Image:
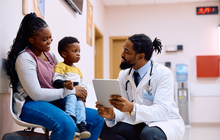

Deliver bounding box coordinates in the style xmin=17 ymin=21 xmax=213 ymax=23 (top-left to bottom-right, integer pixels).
xmin=92 ymin=79 xmax=122 ymax=108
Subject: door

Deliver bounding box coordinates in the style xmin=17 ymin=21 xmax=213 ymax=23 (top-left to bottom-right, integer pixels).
xmin=94 ymin=24 xmax=103 ymax=79
xmin=110 ymin=36 xmax=129 ymax=79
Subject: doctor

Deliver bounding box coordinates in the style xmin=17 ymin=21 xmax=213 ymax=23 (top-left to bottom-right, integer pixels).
xmin=96 ymin=34 xmax=185 ymax=140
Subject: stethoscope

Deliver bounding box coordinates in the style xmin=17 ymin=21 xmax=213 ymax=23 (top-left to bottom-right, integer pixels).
xmin=125 ymin=60 xmax=153 ymax=101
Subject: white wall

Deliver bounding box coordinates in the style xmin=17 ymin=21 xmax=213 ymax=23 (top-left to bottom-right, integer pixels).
xmin=0 ymin=0 xmax=26 ymax=138
xmin=45 ymin=0 xmax=106 ymax=85
xmin=104 ymin=2 xmax=220 ymax=123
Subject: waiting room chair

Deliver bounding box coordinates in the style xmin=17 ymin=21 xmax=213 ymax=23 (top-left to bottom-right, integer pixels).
xmin=10 ymin=89 xmax=50 ymax=137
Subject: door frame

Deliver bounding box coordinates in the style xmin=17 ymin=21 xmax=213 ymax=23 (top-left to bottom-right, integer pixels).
xmin=109 ymin=36 xmax=129 ymax=79
xmin=94 ymin=24 xmax=103 ymax=79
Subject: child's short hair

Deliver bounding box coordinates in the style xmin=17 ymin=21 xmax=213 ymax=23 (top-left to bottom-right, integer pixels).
xmin=58 ymin=36 xmax=80 ymax=57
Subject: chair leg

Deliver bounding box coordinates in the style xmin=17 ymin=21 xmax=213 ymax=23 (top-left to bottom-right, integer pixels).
xmin=45 ymin=129 xmax=50 ymax=139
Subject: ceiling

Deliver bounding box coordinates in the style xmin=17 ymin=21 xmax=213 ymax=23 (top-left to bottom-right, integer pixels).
xmin=101 ymin=0 xmax=219 ymax=6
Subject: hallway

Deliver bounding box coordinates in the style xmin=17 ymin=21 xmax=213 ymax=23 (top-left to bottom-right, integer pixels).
xmin=182 ymin=123 xmax=220 ymax=140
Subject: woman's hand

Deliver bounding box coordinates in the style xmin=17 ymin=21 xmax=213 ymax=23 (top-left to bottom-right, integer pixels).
xmin=75 ymin=85 xmax=87 ymax=100
xmin=96 ymin=102 xmax=115 ymax=120
xmin=63 ymin=80 xmax=73 ymax=90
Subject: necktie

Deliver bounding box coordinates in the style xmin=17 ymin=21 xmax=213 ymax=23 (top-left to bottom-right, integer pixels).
xmin=133 ymin=71 xmax=140 ymax=87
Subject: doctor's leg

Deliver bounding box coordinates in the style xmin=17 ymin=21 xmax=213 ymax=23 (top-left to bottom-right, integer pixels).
xmin=139 ymin=125 xmax=167 ymax=140
xmin=100 ymin=122 xmax=146 ymax=140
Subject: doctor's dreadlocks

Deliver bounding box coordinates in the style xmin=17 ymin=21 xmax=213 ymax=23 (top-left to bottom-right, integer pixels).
xmin=128 ymin=34 xmax=163 ymax=61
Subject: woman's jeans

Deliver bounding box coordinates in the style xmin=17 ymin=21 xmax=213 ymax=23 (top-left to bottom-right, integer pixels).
xmin=20 ymin=97 xmax=104 ymax=140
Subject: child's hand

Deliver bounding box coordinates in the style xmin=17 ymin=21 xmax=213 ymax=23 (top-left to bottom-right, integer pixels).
xmin=75 ymin=85 xmax=87 ymax=100
xmin=63 ymin=80 xmax=73 ymax=90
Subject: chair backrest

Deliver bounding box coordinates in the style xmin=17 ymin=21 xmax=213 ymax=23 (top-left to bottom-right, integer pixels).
xmin=10 ymin=89 xmax=45 ymax=129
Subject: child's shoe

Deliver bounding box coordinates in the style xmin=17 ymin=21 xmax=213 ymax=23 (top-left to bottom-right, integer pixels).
xmin=77 ymin=122 xmax=91 ymax=139
xmin=75 ymin=128 xmax=80 ymax=138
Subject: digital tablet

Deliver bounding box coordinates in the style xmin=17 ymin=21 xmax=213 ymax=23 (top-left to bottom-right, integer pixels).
xmin=92 ymin=79 xmax=122 ymax=108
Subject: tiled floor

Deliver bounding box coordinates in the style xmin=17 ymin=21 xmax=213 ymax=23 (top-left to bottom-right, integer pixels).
xmin=182 ymin=123 xmax=220 ymax=140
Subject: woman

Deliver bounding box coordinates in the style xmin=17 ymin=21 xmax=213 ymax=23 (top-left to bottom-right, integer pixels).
xmin=5 ymin=12 xmax=104 ymax=140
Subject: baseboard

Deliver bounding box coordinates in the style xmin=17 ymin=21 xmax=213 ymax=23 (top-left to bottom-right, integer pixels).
xmin=191 ymin=122 xmax=220 ymax=127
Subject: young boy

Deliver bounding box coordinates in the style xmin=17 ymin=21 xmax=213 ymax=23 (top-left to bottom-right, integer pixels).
xmin=52 ymin=36 xmax=91 ymax=139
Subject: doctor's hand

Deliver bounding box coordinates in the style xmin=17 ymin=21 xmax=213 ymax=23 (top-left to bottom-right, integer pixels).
xmin=96 ymin=102 xmax=115 ymax=120
xmin=109 ymin=95 xmax=134 ymax=113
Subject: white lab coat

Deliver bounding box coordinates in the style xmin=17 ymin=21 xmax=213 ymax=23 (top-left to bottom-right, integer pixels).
xmin=105 ymin=59 xmax=185 ymax=140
